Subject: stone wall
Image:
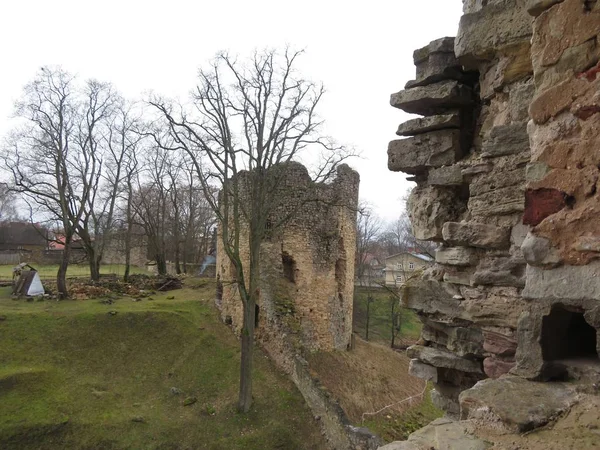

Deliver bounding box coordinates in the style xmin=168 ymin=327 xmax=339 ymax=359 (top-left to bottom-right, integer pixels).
xmin=388 ymin=0 xmax=600 ymax=417
xmin=216 ymin=162 xmax=359 ymax=352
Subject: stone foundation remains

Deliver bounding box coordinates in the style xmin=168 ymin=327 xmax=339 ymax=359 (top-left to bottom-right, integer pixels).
xmin=388 ymin=0 xmax=600 ymax=420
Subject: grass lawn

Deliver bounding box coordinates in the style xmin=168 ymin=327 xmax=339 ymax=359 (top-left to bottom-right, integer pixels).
xmin=0 ymin=280 xmax=326 ymax=450
xmin=0 ymin=264 xmax=149 ymax=280
xmin=353 ymin=286 xmax=422 ymax=347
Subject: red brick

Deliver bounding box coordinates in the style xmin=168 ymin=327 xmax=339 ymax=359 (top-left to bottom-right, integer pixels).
xmin=523 ymin=188 xmax=567 ymax=226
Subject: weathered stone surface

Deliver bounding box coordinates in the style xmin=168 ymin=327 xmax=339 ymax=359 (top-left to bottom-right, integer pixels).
xmin=469 ymin=167 xmax=526 ymax=197
xmin=483 ymin=356 xmax=516 ymax=378
xmin=522 ymin=261 xmax=600 ymax=301
xmin=436 ymin=247 xmax=478 ymax=266
xmin=444 ymin=268 xmax=475 ymax=286
xmin=455 ymin=0 xmax=533 ymax=68
xmin=430 ymin=388 xmax=461 ymax=417
xmin=531 ymin=0 xmax=600 ymax=68
xmin=407 ymin=345 xmax=483 ymax=374
xmin=523 ymin=188 xmax=567 ymax=226
xmin=422 ymin=320 xmax=485 ymax=357
xmin=407 ymin=186 xmax=465 ymax=241
xmin=533 ymin=36 xmax=599 ymax=93
xmin=428 ymin=165 xmax=464 ymax=186
xmin=390 ymin=81 xmax=474 ymax=116
xmin=479 ymin=43 xmax=534 ymax=99
xmin=511 ymin=224 xmax=530 ymax=248
xmin=388 ymin=130 xmax=461 ymax=175
xmin=462 ymin=286 xmax=528 ymax=328
xmin=461 ymin=163 xmax=494 ymax=178
xmin=525 ymin=161 xmax=550 ymax=182
xmin=459 ymin=377 xmax=578 ymax=432
xmin=472 ymin=257 xmax=526 ymax=288
xmin=521 ymin=232 xmax=562 ymax=266
xmin=526 ymin=0 xmax=563 ymax=17
xmin=378 ymin=417 xmax=490 ymax=450
xmin=483 ymin=330 xmax=517 ymax=356
xmin=409 ymin=359 xmax=438 ymax=383
xmin=529 ymin=76 xmax=600 ymax=125
xmin=573 ymin=236 xmax=600 ymax=253
xmin=481 ymin=123 xmax=529 ymax=158
xmin=402 ymin=279 xmax=465 ymax=319
xmin=443 ymin=222 xmax=511 ymax=249
xmin=396 ymin=114 xmax=460 ymax=137
xmin=469 ymin=185 xmax=525 ymax=217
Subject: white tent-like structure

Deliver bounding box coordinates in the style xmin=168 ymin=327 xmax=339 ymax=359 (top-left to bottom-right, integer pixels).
xmin=12 ymin=263 xmax=45 ymax=297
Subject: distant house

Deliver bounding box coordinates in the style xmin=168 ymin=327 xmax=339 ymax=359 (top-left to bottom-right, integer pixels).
xmin=0 ymin=222 xmax=48 ymax=263
xmin=384 ymin=252 xmax=433 ymax=287
xmin=355 ymin=253 xmax=385 ymax=286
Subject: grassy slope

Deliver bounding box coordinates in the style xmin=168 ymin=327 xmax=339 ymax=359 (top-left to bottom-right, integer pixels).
xmin=307 ymin=337 xmax=442 ymax=444
xmin=0 ymin=281 xmax=326 ymax=450
xmin=353 ymin=286 xmax=421 ymax=347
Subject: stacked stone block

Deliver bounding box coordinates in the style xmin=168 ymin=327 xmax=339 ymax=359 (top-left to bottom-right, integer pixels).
xmin=388 ymin=0 xmax=535 ymax=416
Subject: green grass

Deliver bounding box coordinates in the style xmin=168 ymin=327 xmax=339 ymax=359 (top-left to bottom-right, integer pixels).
xmin=353 ymin=286 xmax=422 ymax=346
xmin=363 ymin=383 xmax=443 ymax=442
xmin=0 ymin=280 xmax=326 ymax=450
xmin=0 ymin=264 xmax=149 ymax=280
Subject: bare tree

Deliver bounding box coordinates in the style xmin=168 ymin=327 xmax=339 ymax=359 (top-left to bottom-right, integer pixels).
xmin=2 ymin=67 xmax=100 ymax=297
xmin=355 ymin=200 xmax=382 ymax=286
xmin=150 ymin=48 xmax=352 ymax=412
xmin=0 ymin=183 xmax=20 ymax=222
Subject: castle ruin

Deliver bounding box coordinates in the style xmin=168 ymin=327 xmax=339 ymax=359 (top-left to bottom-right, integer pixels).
xmin=216 ymin=162 xmax=359 ymax=357
xmin=385 ymin=0 xmax=600 ymax=443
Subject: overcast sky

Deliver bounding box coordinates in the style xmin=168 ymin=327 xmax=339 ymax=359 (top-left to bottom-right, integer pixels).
xmin=0 ymin=0 xmax=462 ymax=223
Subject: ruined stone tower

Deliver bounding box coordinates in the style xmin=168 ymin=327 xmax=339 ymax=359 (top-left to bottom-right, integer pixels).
xmin=388 ymin=0 xmax=600 ymax=420
xmin=216 ymin=162 xmax=359 ymax=356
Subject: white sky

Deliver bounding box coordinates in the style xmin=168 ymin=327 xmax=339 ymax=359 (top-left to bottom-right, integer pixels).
xmin=0 ymin=0 xmax=462 ymax=223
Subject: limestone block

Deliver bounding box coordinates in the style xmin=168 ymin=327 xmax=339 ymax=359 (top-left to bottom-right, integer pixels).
xmin=459 ymin=376 xmax=578 ymax=432
xmin=513 ymin=311 xmax=544 ymax=378
xmin=428 ymin=165 xmax=463 ymax=186
xmin=396 ymin=114 xmax=460 ymax=137
xmin=483 ymin=357 xmax=516 ymax=379
xmin=405 ymin=37 xmax=477 ymax=88
xmin=388 ymin=130 xmax=462 ymax=175
xmin=390 ymin=80 xmax=474 ymax=116
xmin=409 ymin=359 xmax=438 ymax=383
xmin=521 ymin=232 xmax=562 ymax=266
xmin=522 ymin=261 xmax=600 ymax=301
xmin=407 ymin=186 xmax=465 ymax=240
xmin=442 ymin=222 xmax=511 ymax=249
xmin=436 ymin=247 xmax=478 ymax=266
xmin=443 ymin=269 xmax=474 ymax=286
xmin=461 ymin=163 xmax=493 ymax=179
xmin=478 ymin=42 xmax=533 ymax=99
xmin=525 ymin=161 xmax=550 ymax=182
xmin=510 ymin=224 xmax=530 ymax=248
xmin=468 ymin=185 xmax=525 ymax=217
xmin=402 ymin=279 xmax=466 ymax=318
xmin=462 ymin=286 xmax=528 ymax=328
xmin=526 ymin=0 xmax=563 ymax=16
xmin=407 ymin=345 xmax=483 ymax=374
xmin=481 ymin=123 xmax=529 ymax=158
xmin=483 ymin=330 xmax=517 ymax=356
xmin=423 ymin=320 xmax=485 ymax=357
xmin=531 ymin=0 xmax=600 ymax=69
xmin=469 ymin=167 xmax=526 ymax=197
xmin=533 ymin=38 xmax=599 ymax=93
xmin=455 ymin=0 xmax=533 ymax=69
xmin=472 ymin=257 xmax=526 ymax=288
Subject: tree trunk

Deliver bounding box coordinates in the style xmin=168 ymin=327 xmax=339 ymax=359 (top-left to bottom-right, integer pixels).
xmin=238 ymin=235 xmax=260 ymax=413
xmin=89 ymin=253 xmax=101 ymax=282
xmin=238 ymin=296 xmax=255 ymax=412
xmin=156 ymin=254 xmax=167 ymax=276
xmin=365 ymin=295 xmax=371 ymax=341
xmin=57 ymin=242 xmax=71 ymax=299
